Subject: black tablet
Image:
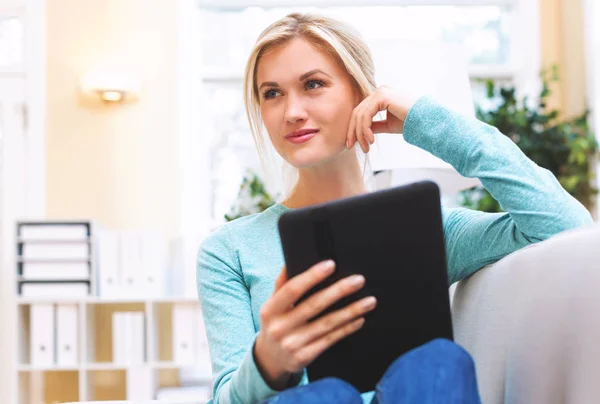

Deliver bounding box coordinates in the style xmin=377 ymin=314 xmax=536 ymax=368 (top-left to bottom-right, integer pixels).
xmin=277 ymin=180 xmax=453 ymax=393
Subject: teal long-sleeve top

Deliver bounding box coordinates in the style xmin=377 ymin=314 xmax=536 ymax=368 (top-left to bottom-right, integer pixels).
xmin=196 ymin=96 xmax=593 ymax=404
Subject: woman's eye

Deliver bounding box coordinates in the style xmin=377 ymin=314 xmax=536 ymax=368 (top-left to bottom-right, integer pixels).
xmin=263 ymin=89 xmax=279 ymax=99
xmin=306 ymin=80 xmax=324 ymax=90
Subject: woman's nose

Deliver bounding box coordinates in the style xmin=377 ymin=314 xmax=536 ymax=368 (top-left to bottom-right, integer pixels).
xmin=284 ymin=96 xmax=308 ymax=124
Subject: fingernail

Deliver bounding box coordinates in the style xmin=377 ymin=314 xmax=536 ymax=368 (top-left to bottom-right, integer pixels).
xmin=348 ymin=274 xmax=365 ymax=286
xmin=345 ymin=140 xmax=350 ymax=149
xmin=321 ymin=260 xmax=335 ymax=273
xmin=362 ymin=296 xmax=377 ymax=309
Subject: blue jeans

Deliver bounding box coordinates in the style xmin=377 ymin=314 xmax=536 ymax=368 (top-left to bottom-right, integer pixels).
xmin=261 ymin=339 xmax=481 ymax=404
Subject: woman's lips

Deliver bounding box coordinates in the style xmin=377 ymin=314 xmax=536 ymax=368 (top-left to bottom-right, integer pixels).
xmin=286 ymin=130 xmax=319 ymax=144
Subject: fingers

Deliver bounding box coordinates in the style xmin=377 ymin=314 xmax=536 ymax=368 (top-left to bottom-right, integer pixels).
xmin=289 ymin=274 xmax=366 ymax=327
xmin=361 ymin=105 xmax=376 ymax=145
xmin=264 ymin=260 xmax=336 ymax=315
xmin=346 ymin=108 xmax=357 ymax=150
xmin=371 ymin=119 xmax=390 ymax=135
xmin=292 ymin=317 xmax=366 ymax=368
xmin=347 ymin=96 xmax=380 ymax=153
xmin=356 ymin=108 xmax=371 ymax=153
xmin=286 ymin=295 xmax=377 ymax=350
xmin=274 ymin=266 xmax=287 ymax=292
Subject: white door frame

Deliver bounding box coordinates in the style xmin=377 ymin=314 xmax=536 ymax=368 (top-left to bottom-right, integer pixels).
xmin=0 ymin=1 xmax=46 ymax=403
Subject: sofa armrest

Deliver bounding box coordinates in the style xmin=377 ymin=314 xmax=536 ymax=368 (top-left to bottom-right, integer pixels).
xmin=451 ymin=223 xmax=600 ymax=404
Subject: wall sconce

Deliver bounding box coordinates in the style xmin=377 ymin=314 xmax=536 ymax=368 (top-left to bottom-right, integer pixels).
xmin=80 ymin=71 xmax=142 ymax=103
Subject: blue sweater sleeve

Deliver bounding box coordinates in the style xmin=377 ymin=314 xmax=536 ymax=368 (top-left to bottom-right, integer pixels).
xmin=197 ymin=226 xmax=282 ymax=404
xmin=402 ymin=96 xmax=593 ymax=284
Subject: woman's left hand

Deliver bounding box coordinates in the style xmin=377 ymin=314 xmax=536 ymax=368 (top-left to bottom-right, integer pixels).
xmin=346 ymin=86 xmax=418 ymax=153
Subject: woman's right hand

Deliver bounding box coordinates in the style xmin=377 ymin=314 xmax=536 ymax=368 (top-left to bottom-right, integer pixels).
xmin=253 ymin=260 xmax=377 ymax=390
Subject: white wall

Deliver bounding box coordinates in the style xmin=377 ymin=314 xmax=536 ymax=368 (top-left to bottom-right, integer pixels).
xmin=44 ymin=0 xmax=183 ymax=399
xmin=45 ymin=0 xmax=181 ymax=237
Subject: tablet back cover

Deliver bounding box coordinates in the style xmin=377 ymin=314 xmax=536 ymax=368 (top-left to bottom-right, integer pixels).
xmin=278 ymin=181 xmax=453 ymax=392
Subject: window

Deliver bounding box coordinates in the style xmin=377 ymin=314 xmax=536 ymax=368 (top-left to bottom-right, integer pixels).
xmin=199 ymin=5 xmax=512 ymax=72
xmin=0 ymin=15 xmax=24 ymax=70
xmin=181 ymin=0 xmax=541 ymax=232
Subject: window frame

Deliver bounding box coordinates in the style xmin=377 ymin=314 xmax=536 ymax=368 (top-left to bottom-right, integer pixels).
xmin=179 ymin=0 xmax=543 ymax=237
xmin=583 ymin=0 xmax=600 ymax=220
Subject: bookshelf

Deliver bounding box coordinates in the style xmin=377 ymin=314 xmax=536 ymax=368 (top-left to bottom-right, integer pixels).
xmin=15 ymin=221 xmax=211 ymax=403
xmin=16 ymin=298 xmax=212 ymax=403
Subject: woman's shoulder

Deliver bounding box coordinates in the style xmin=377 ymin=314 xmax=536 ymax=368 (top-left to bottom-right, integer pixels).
xmin=199 ymin=203 xmax=285 ymax=257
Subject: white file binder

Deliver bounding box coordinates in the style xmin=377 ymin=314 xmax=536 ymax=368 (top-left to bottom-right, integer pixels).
xmin=56 ymin=304 xmax=78 ymax=366
xmin=172 ymin=304 xmax=196 ymax=365
xmin=140 ymin=231 xmax=167 ymax=297
xmin=130 ymin=312 xmax=146 ymax=365
xmin=112 ymin=312 xmax=131 ymax=364
xmin=30 ymin=304 xmax=55 ymax=366
xmin=120 ymin=231 xmax=142 ymax=297
xmin=97 ymin=229 xmax=121 ymax=297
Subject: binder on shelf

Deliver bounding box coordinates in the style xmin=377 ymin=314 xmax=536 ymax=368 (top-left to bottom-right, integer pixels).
xmin=140 ymin=231 xmax=167 ymax=298
xmin=56 ymin=304 xmax=78 ymax=366
xmin=96 ymin=229 xmax=120 ymax=297
xmin=21 ymin=242 xmax=90 ymax=261
xmin=18 ymin=222 xmax=90 ymax=241
xmin=120 ymin=231 xmax=143 ymax=297
xmin=112 ymin=311 xmax=145 ymax=365
xmin=20 ymin=282 xmax=90 ymax=298
xmin=112 ymin=312 xmax=131 ymax=365
xmin=17 ymin=220 xmax=96 ymax=298
xmin=130 ymin=312 xmax=146 ymax=364
xmin=21 ymin=262 xmax=90 ymax=281
xmin=172 ymin=304 xmax=196 ymax=365
xmin=169 ymin=235 xmax=205 ymax=298
xmin=30 ymin=304 xmax=55 ymax=366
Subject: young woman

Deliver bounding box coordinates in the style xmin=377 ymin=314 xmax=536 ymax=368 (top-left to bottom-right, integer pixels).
xmin=197 ymin=12 xmax=593 ymax=404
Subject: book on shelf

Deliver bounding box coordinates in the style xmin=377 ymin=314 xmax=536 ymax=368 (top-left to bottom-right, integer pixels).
xmin=19 ymin=281 xmax=90 ymax=298
xmin=21 ymin=261 xmax=90 ymax=281
xmin=16 ymin=221 xmax=95 ymax=297
xmin=21 ymin=242 xmax=90 ymax=260
xmin=18 ymin=222 xmax=90 ymax=241
xmin=112 ymin=312 xmax=145 ymax=365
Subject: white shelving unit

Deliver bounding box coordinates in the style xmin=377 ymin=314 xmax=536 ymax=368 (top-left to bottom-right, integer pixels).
xmin=16 ymin=297 xmax=212 ymax=403
xmin=14 ymin=220 xmax=210 ymax=403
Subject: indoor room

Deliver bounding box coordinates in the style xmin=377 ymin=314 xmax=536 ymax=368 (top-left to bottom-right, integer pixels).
xmin=0 ymin=0 xmax=599 ymax=403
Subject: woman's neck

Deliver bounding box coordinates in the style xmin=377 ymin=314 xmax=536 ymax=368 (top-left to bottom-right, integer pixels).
xmin=282 ymin=153 xmax=368 ymax=209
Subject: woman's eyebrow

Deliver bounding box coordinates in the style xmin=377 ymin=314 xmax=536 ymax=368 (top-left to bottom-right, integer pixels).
xmin=258 ymin=69 xmax=332 ymax=90
xmin=299 ymin=69 xmax=331 ymax=81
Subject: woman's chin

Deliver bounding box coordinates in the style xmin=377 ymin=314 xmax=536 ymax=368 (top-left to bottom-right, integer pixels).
xmin=286 ymin=152 xmax=335 ymax=169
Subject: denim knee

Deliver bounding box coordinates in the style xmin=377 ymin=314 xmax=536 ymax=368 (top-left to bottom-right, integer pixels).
xmin=380 ymin=338 xmax=475 ymax=383
xmin=264 ymin=377 xmax=362 ymax=404
xmin=375 ymin=338 xmax=480 ymax=404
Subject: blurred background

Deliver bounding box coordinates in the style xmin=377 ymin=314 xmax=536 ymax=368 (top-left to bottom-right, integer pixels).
xmin=0 ymin=0 xmax=598 ymax=403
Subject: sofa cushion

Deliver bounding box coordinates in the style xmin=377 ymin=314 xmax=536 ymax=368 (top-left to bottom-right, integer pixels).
xmin=451 ymin=223 xmax=600 ymax=404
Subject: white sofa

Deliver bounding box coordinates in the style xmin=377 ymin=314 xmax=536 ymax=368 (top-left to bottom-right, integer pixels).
xmin=451 ymin=222 xmax=600 ymax=404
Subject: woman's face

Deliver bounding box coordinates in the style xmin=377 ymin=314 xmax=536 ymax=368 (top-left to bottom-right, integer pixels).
xmin=256 ymin=37 xmax=360 ymax=169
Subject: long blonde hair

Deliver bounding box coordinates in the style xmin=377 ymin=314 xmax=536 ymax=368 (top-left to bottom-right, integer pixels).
xmin=243 ymin=12 xmax=377 ymax=197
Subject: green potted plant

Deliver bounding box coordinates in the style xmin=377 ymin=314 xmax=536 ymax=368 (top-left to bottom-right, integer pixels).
xmin=460 ymin=65 xmax=598 ymax=212
xmin=224 ymin=168 xmax=277 ymax=222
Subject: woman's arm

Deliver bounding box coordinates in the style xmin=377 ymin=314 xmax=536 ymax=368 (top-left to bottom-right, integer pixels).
xmin=402 ymin=97 xmax=593 ymax=284
xmin=197 ymin=226 xmax=290 ymax=404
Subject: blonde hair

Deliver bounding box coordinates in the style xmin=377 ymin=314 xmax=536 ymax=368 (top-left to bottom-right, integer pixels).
xmin=243 ymin=12 xmax=377 ymax=197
